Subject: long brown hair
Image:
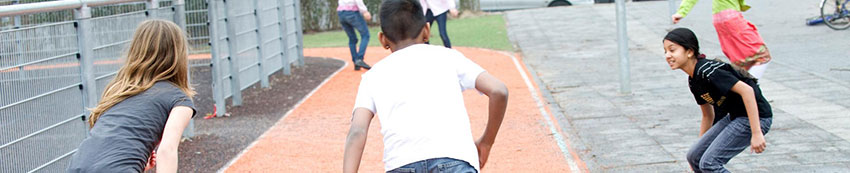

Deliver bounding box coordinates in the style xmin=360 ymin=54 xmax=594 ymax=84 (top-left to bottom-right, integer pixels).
xmin=88 ymin=19 xmax=195 ymax=127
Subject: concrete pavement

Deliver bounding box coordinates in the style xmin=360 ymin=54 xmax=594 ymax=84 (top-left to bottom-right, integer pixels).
xmin=506 ymin=1 xmax=850 ymax=172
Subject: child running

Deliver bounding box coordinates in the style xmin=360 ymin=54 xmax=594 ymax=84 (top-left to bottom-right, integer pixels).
xmin=420 ymin=0 xmax=458 ymax=48
xmin=663 ymin=28 xmax=772 ymax=172
xmin=343 ymin=0 xmax=508 ymax=172
xmin=672 ymin=0 xmax=772 ymax=79
xmin=338 ymin=0 xmax=374 ymax=70
xmin=67 ymin=20 xmax=196 ymax=173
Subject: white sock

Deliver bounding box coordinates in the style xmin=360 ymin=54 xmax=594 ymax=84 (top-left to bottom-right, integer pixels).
xmin=748 ymin=62 xmax=769 ymax=79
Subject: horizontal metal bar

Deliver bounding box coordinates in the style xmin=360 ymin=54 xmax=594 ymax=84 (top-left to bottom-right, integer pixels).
xmin=262 ymin=37 xmax=277 ymax=45
xmin=262 ymin=7 xmax=276 ymax=12
xmin=91 ymin=10 xmax=146 ymax=20
xmin=261 ymin=22 xmax=276 ymax=28
xmin=0 ymin=0 xmax=80 ymax=17
xmin=236 ymin=46 xmax=256 ymax=54
xmin=0 ymin=74 xmax=81 ymax=83
xmin=263 ymin=53 xmax=277 ymax=60
xmin=0 ymin=34 xmax=78 ymax=44
xmin=186 ymin=23 xmax=207 ymax=27
xmin=188 ymin=36 xmax=210 ymax=40
xmin=185 ymin=9 xmax=206 ymax=13
xmin=92 ymin=40 xmax=131 ymax=50
xmin=95 ymin=71 xmax=118 ymax=80
xmin=0 ymin=0 xmax=148 ymax=17
xmin=288 ymin=44 xmax=297 ymax=49
xmin=189 ymin=63 xmax=210 ymax=68
xmin=235 ymin=28 xmax=257 ymax=36
xmin=0 ymin=21 xmax=76 ymax=33
xmin=0 ymin=52 xmax=79 ymax=71
xmin=234 ymin=11 xmax=253 ymax=17
xmin=0 ymin=83 xmax=81 ymax=111
xmin=84 ymin=0 xmax=147 ymax=7
xmin=28 ymin=149 xmax=78 ymax=173
xmin=0 ymin=113 xmax=83 ymax=150
xmin=238 ymin=63 xmax=258 ymax=73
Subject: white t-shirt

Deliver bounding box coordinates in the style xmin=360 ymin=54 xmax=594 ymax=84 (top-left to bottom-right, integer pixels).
xmin=353 ymin=44 xmax=485 ymax=171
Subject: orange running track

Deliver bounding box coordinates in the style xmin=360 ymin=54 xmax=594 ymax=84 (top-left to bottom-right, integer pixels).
xmin=219 ymin=47 xmax=587 ymax=172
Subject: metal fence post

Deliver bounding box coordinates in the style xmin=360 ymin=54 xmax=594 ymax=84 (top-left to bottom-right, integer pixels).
xmin=253 ymin=0 xmax=269 ymax=88
xmin=222 ymin=0 xmax=243 ymax=106
xmin=276 ymin=0 xmax=291 ymax=75
xmin=207 ymin=0 xmax=228 ymax=116
xmin=147 ymin=0 xmax=160 ymax=18
xmin=13 ymin=0 xmax=24 ymax=80
xmin=293 ymin=0 xmax=304 ymax=66
xmin=172 ymin=0 xmax=194 ymax=138
xmin=669 ymin=0 xmax=677 ymax=18
xmin=616 ymin=0 xmax=631 ymax=94
xmin=75 ymin=3 xmax=97 ymax=128
xmin=174 ymin=0 xmax=187 ymax=29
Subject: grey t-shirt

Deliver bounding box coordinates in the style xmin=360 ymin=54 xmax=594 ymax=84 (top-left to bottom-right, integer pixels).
xmin=67 ymin=81 xmax=196 ymax=172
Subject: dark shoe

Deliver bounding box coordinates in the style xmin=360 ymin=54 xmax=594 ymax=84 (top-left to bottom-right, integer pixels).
xmin=354 ymin=60 xmax=371 ymax=70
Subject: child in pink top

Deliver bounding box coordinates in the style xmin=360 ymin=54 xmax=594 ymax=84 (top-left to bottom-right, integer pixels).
xmin=672 ymin=0 xmax=772 ymax=79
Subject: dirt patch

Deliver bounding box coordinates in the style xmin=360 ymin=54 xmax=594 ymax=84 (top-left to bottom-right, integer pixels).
xmin=177 ymin=57 xmax=344 ymax=173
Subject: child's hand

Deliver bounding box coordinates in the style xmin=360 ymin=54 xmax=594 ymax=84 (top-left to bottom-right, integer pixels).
xmin=475 ymin=139 xmax=493 ymax=169
xmin=671 ymin=14 xmax=683 ymax=24
xmin=362 ymin=12 xmax=372 ymax=21
xmin=449 ymin=9 xmax=459 ymax=18
xmin=144 ymin=151 xmax=156 ymax=171
xmin=750 ymin=133 xmax=766 ymax=154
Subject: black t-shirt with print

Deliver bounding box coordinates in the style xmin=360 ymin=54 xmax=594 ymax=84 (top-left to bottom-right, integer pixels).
xmin=688 ymin=59 xmax=772 ymax=119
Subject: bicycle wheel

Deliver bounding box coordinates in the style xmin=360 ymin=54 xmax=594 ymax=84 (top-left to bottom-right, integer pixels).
xmin=821 ymin=0 xmax=850 ymax=30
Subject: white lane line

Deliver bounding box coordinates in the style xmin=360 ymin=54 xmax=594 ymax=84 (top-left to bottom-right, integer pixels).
xmin=217 ymin=58 xmax=348 ymax=173
xmin=501 ymin=51 xmax=581 ymax=172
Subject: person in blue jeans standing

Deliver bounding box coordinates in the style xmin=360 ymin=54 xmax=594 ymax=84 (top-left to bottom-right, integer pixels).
xmin=663 ymin=28 xmax=772 ymax=172
xmin=338 ymin=0 xmax=373 ymax=70
xmin=420 ymin=0 xmax=458 ymax=48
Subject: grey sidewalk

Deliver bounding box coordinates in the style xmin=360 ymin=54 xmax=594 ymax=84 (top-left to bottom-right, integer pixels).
xmin=505 ymin=1 xmax=850 ymax=172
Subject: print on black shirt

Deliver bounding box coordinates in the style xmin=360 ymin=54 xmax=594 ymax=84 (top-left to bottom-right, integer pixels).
xmin=688 ymin=59 xmax=772 ymax=119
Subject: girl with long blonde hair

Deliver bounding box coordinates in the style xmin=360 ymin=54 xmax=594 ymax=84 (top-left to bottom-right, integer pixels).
xmin=68 ymin=19 xmax=196 ymax=173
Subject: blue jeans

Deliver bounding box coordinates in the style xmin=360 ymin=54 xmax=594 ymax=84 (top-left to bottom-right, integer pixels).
xmin=425 ymin=9 xmax=451 ymax=48
xmin=687 ymin=115 xmax=772 ymax=173
xmin=338 ymin=11 xmax=369 ymax=62
xmin=387 ymin=157 xmax=476 ymax=173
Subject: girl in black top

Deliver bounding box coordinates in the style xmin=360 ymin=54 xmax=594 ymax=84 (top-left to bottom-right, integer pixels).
xmin=663 ymin=28 xmax=772 ymax=172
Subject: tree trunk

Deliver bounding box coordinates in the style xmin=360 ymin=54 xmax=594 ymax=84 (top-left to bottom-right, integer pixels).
xmin=459 ymin=0 xmax=480 ymax=12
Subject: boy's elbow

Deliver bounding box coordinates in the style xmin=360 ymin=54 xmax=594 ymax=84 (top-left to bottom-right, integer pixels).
xmin=494 ymin=85 xmax=509 ymax=99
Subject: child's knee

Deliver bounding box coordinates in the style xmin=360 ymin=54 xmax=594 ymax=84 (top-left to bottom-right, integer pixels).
xmin=686 ymin=149 xmax=701 ymax=163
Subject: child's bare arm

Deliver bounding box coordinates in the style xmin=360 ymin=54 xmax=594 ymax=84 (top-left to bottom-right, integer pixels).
xmin=343 ymin=108 xmax=374 ymax=173
xmin=473 ymin=72 xmax=508 ymax=168
xmin=156 ymin=106 xmax=193 ymax=173
xmin=730 ymin=81 xmax=766 ymax=153
xmin=698 ymin=104 xmax=714 ymax=137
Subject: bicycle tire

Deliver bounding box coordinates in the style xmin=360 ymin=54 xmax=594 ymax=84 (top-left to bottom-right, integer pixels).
xmin=821 ymin=0 xmax=850 ymax=30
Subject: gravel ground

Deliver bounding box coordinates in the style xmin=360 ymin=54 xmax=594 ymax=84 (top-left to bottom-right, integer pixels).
xmin=176 ymin=57 xmax=344 ymax=173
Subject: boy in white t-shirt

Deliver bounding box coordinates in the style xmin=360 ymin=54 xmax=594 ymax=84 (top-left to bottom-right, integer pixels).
xmin=342 ymin=0 xmax=509 ymax=172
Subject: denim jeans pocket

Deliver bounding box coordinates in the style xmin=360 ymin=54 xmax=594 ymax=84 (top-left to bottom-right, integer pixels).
xmin=388 ymin=167 xmax=416 ymax=173
xmin=437 ymin=160 xmax=475 ymax=173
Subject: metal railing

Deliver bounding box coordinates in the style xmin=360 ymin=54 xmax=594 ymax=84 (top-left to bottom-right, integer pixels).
xmin=0 ymin=0 xmax=304 ymax=172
